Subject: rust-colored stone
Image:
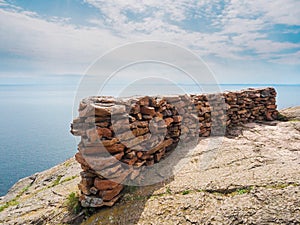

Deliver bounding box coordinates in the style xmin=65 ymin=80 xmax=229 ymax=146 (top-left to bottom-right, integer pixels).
xmin=96 ymin=127 xmax=112 ymax=138
xmin=138 ymin=96 xmax=150 ymax=106
xmin=99 ymin=184 xmax=124 ymax=201
xmin=173 ymin=115 xmax=182 ymax=123
xmin=122 ymin=157 xmax=138 ymax=165
xmin=154 ymin=149 xmax=165 ymax=162
xmin=164 ymin=117 xmax=174 ymax=126
xmin=94 ymin=178 xmax=119 ymax=191
xmin=267 ymin=104 xmax=277 ymax=109
xmin=78 ymin=183 xmax=91 ymax=195
xmin=140 ymin=106 xmax=156 ymax=116
xmin=146 ymin=139 xmax=173 ymax=155
xmin=132 ymin=127 xmax=149 ymax=136
xmin=136 ymin=151 xmax=143 ymax=158
xmin=101 ymin=138 xmax=119 ymax=147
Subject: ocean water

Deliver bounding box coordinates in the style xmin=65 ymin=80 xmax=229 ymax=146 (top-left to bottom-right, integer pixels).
xmin=0 ymin=81 xmax=299 ymax=196
xmin=0 ymin=79 xmax=79 ymax=196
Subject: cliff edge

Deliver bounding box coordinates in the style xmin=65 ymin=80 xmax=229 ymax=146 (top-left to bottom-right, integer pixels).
xmin=0 ymin=107 xmax=299 ymax=225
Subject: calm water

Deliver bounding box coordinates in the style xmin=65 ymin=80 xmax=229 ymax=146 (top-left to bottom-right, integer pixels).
xmin=0 ymin=80 xmax=299 ymax=196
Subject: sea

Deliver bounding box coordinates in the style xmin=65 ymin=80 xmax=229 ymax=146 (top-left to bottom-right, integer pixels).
xmin=0 ymin=78 xmax=299 ymax=196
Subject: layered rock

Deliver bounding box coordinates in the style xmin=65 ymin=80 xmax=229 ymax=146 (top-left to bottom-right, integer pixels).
xmin=71 ymin=87 xmax=278 ymax=207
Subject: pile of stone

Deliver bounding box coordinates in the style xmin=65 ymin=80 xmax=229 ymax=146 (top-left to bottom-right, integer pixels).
xmin=71 ymin=87 xmax=278 ymax=207
xmin=223 ymin=87 xmax=278 ymax=124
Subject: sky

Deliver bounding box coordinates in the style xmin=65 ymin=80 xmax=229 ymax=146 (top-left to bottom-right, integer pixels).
xmin=0 ymin=0 xmax=300 ymax=85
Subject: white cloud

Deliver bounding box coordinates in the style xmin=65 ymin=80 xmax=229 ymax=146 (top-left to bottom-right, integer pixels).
xmin=0 ymin=0 xmax=299 ymax=77
xmin=0 ymin=0 xmax=8 ymax=6
xmin=269 ymin=51 xmax=300 ymax=65
xmin=84 ymin=0 xmax=300 ymax=59
xmin=259 ymin=0 xmax=300 ymax=25
xmin=223 ymin=0 xmax=300 ymax=26
xmin=0 ymin=6 xmax=124 ymax=74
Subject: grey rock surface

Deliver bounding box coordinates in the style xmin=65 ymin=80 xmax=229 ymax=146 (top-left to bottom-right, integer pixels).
xmin=136 ymin=121 xmax=300 ymax=225
xmin=280 ymin=106 xmax=300 ymax=120
xmin=0 ymin=158 xmax=81 ymax=225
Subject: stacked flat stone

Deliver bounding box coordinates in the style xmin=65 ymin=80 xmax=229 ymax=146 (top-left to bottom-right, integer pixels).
xmin=71 ymin=87 xmax=278 ymax=207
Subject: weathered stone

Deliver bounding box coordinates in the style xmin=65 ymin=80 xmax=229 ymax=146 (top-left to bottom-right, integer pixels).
xmin=94 ymin=178 xmax=119 ymax=191
xmin=80 ymin=177 xmax=94 ymax=187
xmin=89 ymin=186 xmax=98 ymax=195
xmin=238 ymin=109 xmax=248 ymax=115
xmin=146 ymin=139 xmax=173 ymax=155
xmin=96 ymin=127 xmax=112 ymax=138
xmin=80 ymin=195 xmax=103 ymax=208
xmin=130 ymin=169 xmax=141 ymax=179
xmin=99 ymin=184 xmax=123 ymax=201
xmin=93 ymin=104 xmax=112 ymax=117
xmin=101 ymin=138 xmax=119 ymax=147
xmin=75 ymin=153 xmax=89 ymax=168
xmin=138 ymin=96 xmax=150 ymax=106
xmin=70 ymin=129 xmax=86 ymax=136
xmin=114 ymin=152 xmax=124 ymax=161
xmin=111 ymin=105 xmax=127 ymax=115
xmin=110 ymin=125 xmax=128 ymax=136
xmin=80 ymin=144 xmax=124 ymax=156
xmin=139 ymin=153 xmax=154 ymax=160
xmin=136 ymin=113 xmax=143 ymax=120
xmin=130 ymin=121 xmax=149 ymax=129
xmin=164 ymin=117 xmax=174 ymax=126
xmin=124 ymin=135 xmax=146 ymax=149
xmin=86 ymin=128 xmax=99 ymax=142
xmin=78 ymin=183 xmax=91 ymax=195
xmin=122 ymin=157 xmax=138 ymax=165
xmin=265 ymin=111 xmax=274 ymax=121
xmin=82 ymin=153 xmax=123 ymax=171
xmin=130 ymin=104 xmax=140 ymax=114
xmin=134 ymin=160 xmax=146 ymax=168
xmin=136 ymin=151 xmax=143 ymax=158
xmin=162 ymin=109 xmax=173 ymax=117
xmin=125 ymin=151 xmax=136 ymax=159
xmin=140 ymin=106 xmax=156 ymax=116
xmin=98 ymin=164 xmax=123 ymax=178
xmin=165 ymin=96 xmax=181 ymax=103
xmin=267 ymin=104 xmax=277 ymax=109
xmin=117 ymin=130 xmax=135 ymax=141
xmin=80 ymin=171 xmax=96 ymax=178
xmin=154 ymin=149 xmax=165 ymax=162
xmin=132 ymin=127 xmax=149 ymax=136
xmin=142 ymin=114 xmax=153 ymax=120
xmin=85 ymin=116 xmax=110 ymax=123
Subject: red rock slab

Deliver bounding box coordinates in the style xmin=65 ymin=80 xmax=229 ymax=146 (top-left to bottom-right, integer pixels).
xmin=94 ymin=178 xmax=119 ymax=191
xmin=96 ymin=127 xmax=112 ymax=138
xmin=99 ymin=184 xmax=124 ymax=201
xmin=146 ymin=139 xmax=173 ymax=155
xmin=140 ymin=106 xmax=156 ymax=116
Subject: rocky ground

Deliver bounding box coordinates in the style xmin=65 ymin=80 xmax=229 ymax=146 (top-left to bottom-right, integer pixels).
xmin=0 ymin=107 xmax=299 ymax=225
xmin=0 ymin=158 xmax=81 ymax=224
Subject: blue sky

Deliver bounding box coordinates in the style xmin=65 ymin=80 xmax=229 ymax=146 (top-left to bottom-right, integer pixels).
xmin=0 ymin=0 xmax=299 ymax=84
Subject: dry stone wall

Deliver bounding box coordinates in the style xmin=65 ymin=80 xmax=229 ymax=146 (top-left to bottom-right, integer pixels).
xmin=71 ymin=87 xmax=278 ymax=208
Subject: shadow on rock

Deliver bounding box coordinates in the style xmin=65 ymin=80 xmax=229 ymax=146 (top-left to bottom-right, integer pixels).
xmin=80 ymin=177 xmax=173 ymax=225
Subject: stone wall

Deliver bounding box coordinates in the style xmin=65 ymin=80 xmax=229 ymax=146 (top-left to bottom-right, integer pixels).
xmin=71 ymin=87 xmax=278 ymax=207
